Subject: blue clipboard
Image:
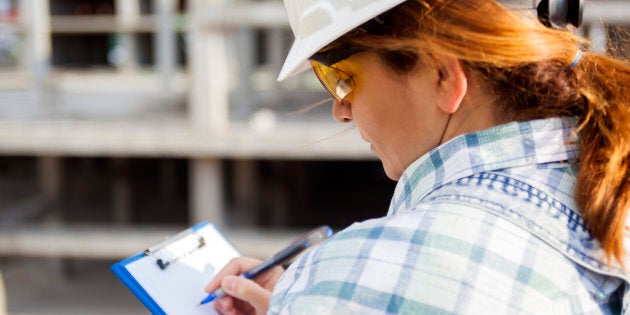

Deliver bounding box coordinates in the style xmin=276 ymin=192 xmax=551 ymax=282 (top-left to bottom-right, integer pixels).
xmin=110 ymin=222 xmax=240 ymax=315
xmin=111 ymin=252 xmax=164 ymax=314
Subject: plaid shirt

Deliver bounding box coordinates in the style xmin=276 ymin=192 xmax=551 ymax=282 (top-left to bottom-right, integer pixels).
xmin=268 ymin=117 xmax=630 ymax=314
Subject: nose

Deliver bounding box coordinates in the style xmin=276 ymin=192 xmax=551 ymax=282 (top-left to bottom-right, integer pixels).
xmin=332 ymin=98 xmax=353 ymax=123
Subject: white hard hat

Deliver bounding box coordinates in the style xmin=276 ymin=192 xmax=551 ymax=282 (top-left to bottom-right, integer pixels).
xmin=277 ymin=0 xmax=407 ymax=81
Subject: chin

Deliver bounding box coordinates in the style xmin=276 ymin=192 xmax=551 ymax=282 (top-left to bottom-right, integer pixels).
xmin=382 ymin=163 xmax=402 ymax=181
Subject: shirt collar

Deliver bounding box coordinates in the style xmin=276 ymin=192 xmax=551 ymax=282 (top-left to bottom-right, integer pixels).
xmin=389 ymin=117 xmax=579 ymax=215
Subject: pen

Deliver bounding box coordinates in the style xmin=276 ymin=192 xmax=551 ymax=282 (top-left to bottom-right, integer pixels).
xmin=199 ymin=225 xmax=333 ymax=305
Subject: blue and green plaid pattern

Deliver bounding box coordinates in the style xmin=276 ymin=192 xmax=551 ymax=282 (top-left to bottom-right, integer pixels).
xmin=268 ymin=118 xmax=629 ymax=314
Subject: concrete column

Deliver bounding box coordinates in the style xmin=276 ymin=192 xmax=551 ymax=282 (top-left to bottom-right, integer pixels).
xmin=20 ymin=0 xmax=50 ymax=98
xmin=115 ymin=0 xmax=140 ymax=72
xmin=38 ymin=156 xmax=62 ymax=202
xmin=155 ymin=0 xmax=177 ymax=94
xmin=188 ymin=0 xmax=230 ymax=133
xmin=38 ymin=156 xmax=62 ymax=224
xmin=112 ymin=158 xmax=132 ymax=224
xmin=188 ymin=0 xmax=230 ymax=230
xmin=232 ymin=159 xmax=259 ymax=226
xmin=190 ymin=159 xmax=224 ymax=227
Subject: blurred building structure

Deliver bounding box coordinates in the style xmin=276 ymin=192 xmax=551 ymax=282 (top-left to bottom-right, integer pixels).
xmin=0 ymin=0 xmax=627 ymax=314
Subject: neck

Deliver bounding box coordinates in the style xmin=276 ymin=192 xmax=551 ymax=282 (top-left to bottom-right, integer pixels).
xmin=441 ymin=80 xmax=499 ymax=144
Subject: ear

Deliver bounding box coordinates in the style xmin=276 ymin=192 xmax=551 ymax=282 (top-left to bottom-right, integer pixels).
xmin=435 ymin=56 xmax=467 ymax=114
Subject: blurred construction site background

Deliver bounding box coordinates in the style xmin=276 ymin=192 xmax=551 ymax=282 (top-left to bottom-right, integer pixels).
xmin=0 ymin=0 xmax=627 ymax=314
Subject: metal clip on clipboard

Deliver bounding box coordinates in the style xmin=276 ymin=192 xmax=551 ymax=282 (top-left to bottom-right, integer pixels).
xmin=144 ymin=227 xmax=206 ymax=270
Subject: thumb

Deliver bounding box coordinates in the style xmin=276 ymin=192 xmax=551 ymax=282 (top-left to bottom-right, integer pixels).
xmin=221 ymin=275 xmax=271 ymax=313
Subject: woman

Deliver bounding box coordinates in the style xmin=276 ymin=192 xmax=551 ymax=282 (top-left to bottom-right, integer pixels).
xmin=206 ymin=0 xmax=630 ymax=313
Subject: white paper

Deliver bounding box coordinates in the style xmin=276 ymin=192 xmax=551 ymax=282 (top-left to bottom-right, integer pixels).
xmin=126 ymin=224 xmax=240 ymax=314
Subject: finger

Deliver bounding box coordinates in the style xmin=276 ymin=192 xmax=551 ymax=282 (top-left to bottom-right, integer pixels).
xmin=253 ymin=265 xmax=285 ymax=289
xmin=214 ymin=296 xmax=234 ymax=314
xmin=221 ymin=275 xmax=271 ymax=313
xmin=205 ymin=257 xmax=262 ymax=292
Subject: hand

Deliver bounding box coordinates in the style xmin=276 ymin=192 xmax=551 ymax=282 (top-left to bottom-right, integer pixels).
xmin=205 ymin=257 xmax=284 ymax=315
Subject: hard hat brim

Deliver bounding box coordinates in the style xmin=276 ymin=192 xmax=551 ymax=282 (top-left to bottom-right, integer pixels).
xmin=277 ymin=0 xmax=406 ymax=82
xmin=277 ymin=36 xmax=319 ymax=82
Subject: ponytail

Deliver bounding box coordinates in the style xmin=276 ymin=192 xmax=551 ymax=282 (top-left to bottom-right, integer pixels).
xmin=574 ymin=53 xmax=630 ymax=265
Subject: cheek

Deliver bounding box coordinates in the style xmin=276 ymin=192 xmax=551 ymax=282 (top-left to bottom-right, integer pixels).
xmin=352 ymin=89 xmax=412 ymax=136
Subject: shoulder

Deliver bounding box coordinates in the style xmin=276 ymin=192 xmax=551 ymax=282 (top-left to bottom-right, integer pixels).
xmin=270 ymin=205 xmax=580 ymax=314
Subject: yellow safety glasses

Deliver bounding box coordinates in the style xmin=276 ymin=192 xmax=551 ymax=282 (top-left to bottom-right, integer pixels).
xmin=310 ymin=61 xmax=355 ymax=102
